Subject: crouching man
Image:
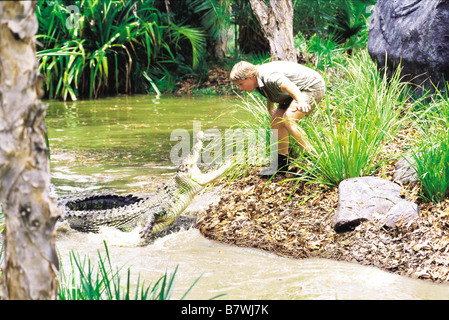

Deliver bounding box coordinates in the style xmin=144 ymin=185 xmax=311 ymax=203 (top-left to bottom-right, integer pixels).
xmin=230 ymin=60 xmax=325 ymax=177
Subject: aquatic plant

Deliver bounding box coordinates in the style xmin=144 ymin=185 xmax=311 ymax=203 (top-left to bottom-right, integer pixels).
xmin=58 ymin=241 xmax=204 ymax=300
xmin=221 ymin=92 xmax=273 ymax=180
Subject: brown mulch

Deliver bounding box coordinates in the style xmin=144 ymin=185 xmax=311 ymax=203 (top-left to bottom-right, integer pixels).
xmin=195 ymin=130 xmax=449 ymax=283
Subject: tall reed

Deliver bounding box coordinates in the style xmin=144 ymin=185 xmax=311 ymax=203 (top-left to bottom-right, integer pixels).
xmin=411 ymin=85 xmax=449 ymax=203
xmin=58 ymin=241 xmax=206 ymax=300
xmin=296 ymin=51 xmax=409 ymax=186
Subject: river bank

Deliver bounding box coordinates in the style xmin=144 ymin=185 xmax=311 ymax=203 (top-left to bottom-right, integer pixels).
xmin=195 ymin=157 xmax=449 ymax=284
xmin=172 ymin=61 xmax=449 ymax=284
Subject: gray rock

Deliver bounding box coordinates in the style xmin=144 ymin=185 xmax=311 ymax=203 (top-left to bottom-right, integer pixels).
xmin=381 ymin=200 xmax=419 ymax=228
xmin=333 ymin=176 xmax=418 ymax=232
xmin=368 ymin=0 xmax=449 ymax=92
xmin=393 ymin=154 xmax=419 ymax=184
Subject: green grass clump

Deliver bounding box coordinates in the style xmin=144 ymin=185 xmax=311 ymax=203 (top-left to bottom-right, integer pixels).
xmin=58 ymin=241 xmax=209 ymax=300
xmin=411 ymin=85 xmax=449 ymax=203
xmin=296 ymin=51 xmax=409 ymax=186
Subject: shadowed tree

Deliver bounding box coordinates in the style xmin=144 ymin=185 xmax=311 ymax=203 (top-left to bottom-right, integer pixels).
xmin=0 ymin=1 xmax=59 ymax=299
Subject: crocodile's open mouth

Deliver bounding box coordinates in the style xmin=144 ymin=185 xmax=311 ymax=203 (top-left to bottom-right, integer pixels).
xmin=66 ymin=194 xmax=144 ymax=211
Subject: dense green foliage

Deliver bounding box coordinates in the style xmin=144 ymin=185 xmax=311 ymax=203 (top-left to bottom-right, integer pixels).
xmin=35 ymin=0 xmax=376 ymax=100
xmin=37 ymin=0 xmax=206 ymax=99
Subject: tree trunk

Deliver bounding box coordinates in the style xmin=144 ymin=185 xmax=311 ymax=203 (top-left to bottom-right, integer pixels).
xmin=213 ymin=28 xmax=231 ymax=60
xmin=249 ymin=0 xmax=297 ymax=62
xmin=0 ymin=1 xmax=59 ymax=300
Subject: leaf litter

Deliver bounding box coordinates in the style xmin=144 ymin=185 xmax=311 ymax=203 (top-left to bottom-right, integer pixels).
xmin=196 ymin=165 xmax=449 ymax=284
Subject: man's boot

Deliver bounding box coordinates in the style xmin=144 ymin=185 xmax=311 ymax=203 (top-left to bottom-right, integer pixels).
xmin=259 ymin=154 xmax=290 ymax=178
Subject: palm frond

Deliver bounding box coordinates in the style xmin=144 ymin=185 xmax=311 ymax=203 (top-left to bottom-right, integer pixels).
xmin=188 ymin=0 xmax=232 ymax=40
xmin=169 ymin=22 xmax=206 ymax=70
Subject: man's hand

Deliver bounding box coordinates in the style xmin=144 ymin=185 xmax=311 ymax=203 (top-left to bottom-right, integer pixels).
xmin=290 ymin=102 xmax=311 ymax=113
xmin=280 ymin=80 xmax=311 ymax=114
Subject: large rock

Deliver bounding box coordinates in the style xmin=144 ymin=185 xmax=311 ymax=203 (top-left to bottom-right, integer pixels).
xmin=333 ymin=177 xmax=419 ymax=233
xmin=368 ymin=0 xmax=449 ymax=92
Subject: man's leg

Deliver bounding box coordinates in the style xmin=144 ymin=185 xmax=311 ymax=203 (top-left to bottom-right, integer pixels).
xmin=270 ymin=107 xmax=290 ymax=155
xmin=258 ymin=107 xmax=291 ymax=178
xmin=264 ymin=89 xmax=324 ymax=176
xmin=281 ymin=102 xmax=311 ymax=153
xmin=282 ymin=87 xmax=326 ymax=154
xmin=259 ymin=93 xmax=319 ymax=178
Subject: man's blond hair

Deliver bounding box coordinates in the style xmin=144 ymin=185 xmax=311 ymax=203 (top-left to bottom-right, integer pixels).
xmin=229 ymin=61 xmax=258 ymax=82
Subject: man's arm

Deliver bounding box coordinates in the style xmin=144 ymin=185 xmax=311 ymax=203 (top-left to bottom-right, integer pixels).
xmin=280 ymin=79 xmax=311 ymax=113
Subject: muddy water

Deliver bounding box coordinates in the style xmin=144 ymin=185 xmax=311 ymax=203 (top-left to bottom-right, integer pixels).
xmin=47 ymin=95 xmax=449 ymax=300
xmin=56 ymin=227 xmax=449 ymax=300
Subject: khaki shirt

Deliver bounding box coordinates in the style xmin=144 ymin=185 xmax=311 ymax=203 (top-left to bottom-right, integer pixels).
xmin=256 ymin=61 xmax=325 ymax=104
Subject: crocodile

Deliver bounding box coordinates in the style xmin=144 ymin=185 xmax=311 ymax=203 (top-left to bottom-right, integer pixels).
xmin=56 ymin=131 xmax=231 ymax=243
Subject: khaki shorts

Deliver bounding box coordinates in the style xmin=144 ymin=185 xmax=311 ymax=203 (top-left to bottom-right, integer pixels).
xmin=278 ymin=87 xmax=326 ymax=111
